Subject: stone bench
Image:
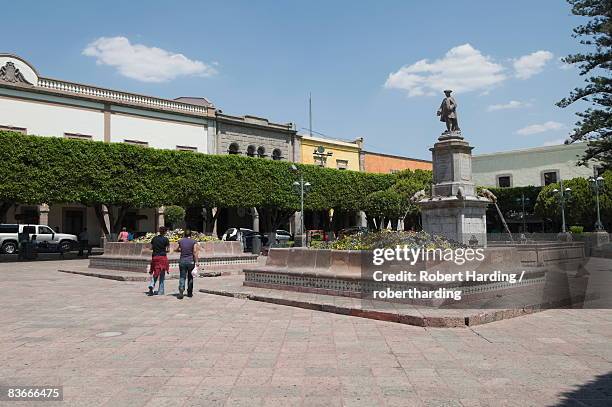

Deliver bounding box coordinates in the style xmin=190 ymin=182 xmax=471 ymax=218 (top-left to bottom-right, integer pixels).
xmin=90 ymin=241 xmax=257 ymax=272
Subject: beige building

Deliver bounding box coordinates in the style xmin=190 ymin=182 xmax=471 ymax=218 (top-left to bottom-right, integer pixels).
xmin=472 ymin=143 xmax=599 ymax=188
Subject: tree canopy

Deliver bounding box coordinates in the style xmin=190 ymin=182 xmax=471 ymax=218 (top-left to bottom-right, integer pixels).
xmin=558 ymin=0 xmax=612 ymax=169
xmin=0 ymin=131 xmax=394 ymax=215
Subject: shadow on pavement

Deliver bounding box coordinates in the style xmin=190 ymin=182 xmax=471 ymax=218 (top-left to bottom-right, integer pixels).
xmin=0 ymin=249 xmax=103 ymax=263
xmin=553 ymin=371 xmax=612 ymax=406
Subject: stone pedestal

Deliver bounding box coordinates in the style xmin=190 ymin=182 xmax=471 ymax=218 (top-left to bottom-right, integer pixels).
xmin=419 ymin=134 xmax=490 ymax=246
xmin=594 ymin=231 xmax=610 ymax=247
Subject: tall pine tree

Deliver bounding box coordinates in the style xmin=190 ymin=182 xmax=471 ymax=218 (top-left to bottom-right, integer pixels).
xmin=558 ymin=0 xmax=612 ymax=170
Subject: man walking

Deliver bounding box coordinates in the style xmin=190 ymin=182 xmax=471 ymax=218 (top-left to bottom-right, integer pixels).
xmin=176 ymin=229 xmax=199 ymax=299
xmin=148 ymin=226 xmax=170 ymax=296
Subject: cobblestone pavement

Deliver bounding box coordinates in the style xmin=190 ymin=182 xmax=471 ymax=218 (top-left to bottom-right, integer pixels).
xmin=0 ymin=259 xmax=611 ymax=407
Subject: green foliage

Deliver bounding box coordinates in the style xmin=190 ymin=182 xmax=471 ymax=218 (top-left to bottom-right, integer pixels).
xmin=164 ymin=205 xmax=185 ymax=227
xmin=570 ymin=225 xmax=584 ymax=234
xmin=311 ymin=230 xmax=464 ymax=250
xmin=363 ymin=190 xmax=405 ymax=221
xmin=0 ymin=132 xmax=395 ymax=215
xmin=391 ymin=169 xmax=433 ymax=217
xmin=535 ymin=177 xmax=599 ymax=228
xmin=558 ymin=0 xmax=612 ymax=169
xmin=486 ymin=186 xmax=542 ymax=214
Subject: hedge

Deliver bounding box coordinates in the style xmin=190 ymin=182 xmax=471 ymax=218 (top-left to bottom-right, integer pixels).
xmin=0 ymin=131 xmax=394 ymax=213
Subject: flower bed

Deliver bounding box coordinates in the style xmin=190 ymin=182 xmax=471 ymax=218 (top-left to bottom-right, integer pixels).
xmin=132 ymin=229 xmax=218 ymax=243
xmin=310 ymin=230 xmax=463 ymax=250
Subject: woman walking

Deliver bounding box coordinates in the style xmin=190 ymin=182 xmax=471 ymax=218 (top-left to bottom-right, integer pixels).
xmin=176 ymin=229 xmax=199 ymax=299
xmin=148 ymin=226 xmax=170 ymax=296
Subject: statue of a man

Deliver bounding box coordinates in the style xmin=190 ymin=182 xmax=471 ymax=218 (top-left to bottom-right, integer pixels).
xmin=437 ymin=90 xmax=460 ymax=134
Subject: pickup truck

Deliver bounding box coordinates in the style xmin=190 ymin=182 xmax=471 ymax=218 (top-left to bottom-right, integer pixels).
xmin=0 ymin=224 xmax=78 ymax=254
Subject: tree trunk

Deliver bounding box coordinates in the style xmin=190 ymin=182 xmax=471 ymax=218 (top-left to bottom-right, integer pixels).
xmin=202 ymin=206 xmax=219 ymax=235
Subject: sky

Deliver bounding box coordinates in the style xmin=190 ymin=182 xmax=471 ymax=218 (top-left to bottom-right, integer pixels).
xmin=2 ymin=0 xmax=590 ymax=160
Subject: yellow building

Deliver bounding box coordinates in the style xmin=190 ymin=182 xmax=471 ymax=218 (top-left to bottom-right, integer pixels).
xmin=298 ymin=134 xmax=363 ymax=171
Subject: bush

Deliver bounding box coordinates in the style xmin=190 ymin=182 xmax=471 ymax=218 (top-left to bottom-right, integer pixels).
xmin=570 ymin=226 xmax=584 ymax=234
xmin=164 ymin=205 xmax=185 ymax=228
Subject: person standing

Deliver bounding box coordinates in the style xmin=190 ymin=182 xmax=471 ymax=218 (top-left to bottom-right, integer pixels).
xmin=78 ymin=228 xmax=91 ymax=257
xmin=148 ymin=226 xmax=170 ymax=296
xmin=118 ymin=227 xmax=129 ymax=242
xmin=176 ymin=229 xmax=199 ymax=299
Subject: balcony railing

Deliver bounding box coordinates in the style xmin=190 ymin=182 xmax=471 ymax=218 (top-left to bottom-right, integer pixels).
xmin=37 ymin=77 xmax=209 ymax=115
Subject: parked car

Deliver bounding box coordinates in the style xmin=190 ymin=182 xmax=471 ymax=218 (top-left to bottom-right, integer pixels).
xmin=337 ymin=226 xmax=369 ymax=239
xmin=273 ymin=230 xmax=293 ymax=245
xmin=0 ymin=224 xmax=78 ymax=254
xmin=221 ymin=228 xmax=269 ymax=252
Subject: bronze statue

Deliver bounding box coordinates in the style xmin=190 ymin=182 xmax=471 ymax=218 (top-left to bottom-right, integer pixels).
xmin=437 ymin=90 xmax=460 ymax=134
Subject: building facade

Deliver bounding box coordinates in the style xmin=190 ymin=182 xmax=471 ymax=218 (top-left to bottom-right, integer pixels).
xmin=472 ymin=143 xmax=598 ymax=188
xmin=362 ymin=151 xmax=432 ymax=173
xmin=215 ymin=112 xmax=297 ymax=160
xmin=0 ymin=53 xmax=299 ymax=243
xmin=298 ymin=134 xmax=363 ymax=171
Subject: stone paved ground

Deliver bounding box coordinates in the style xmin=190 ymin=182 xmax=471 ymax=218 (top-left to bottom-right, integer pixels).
xmin=0 ymin=259 xmax=611 ymax=407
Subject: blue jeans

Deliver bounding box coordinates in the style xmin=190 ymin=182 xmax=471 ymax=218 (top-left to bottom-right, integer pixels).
xmin=149 ymin=271 xmax=165 ymax=295
xmin=178 ymin=261 xmax=195 ymax=294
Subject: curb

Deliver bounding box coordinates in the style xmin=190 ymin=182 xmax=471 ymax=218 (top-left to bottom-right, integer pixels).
xmin=199 ymin=287 xmax=541 ymax=328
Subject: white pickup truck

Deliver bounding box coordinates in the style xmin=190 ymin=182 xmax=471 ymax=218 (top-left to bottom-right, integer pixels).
xmin=0 ymin=224 xmax=78 ymax=254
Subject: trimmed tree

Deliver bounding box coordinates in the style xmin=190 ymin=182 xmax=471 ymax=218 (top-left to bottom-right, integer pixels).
xmin=558 ymin=0 xmax=612 ymax=169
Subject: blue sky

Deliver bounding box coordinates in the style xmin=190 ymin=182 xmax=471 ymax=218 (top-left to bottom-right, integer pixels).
xmin=3 ymin=0 xmax=588 ymax=159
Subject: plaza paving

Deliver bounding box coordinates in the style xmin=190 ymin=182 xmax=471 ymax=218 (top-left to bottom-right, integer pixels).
xmin=0 ymin=259 xmax=611 ymax=406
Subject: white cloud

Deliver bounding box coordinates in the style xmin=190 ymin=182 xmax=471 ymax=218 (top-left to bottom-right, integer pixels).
xmin=487 ymin=100 xmax=531 ymax=112
xmin=384 ymin=43 xmax=507 ymax=97
xmin=516 ymin=121 xmax=564 ymax=136
xmin=83 ymin=36 xmax=217 ymax=82
xmin=513 ymin=50 xmax=554 ymax=79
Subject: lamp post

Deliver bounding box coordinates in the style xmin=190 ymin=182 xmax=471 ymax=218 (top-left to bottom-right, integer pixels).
xmin=552 ymin=179 xmax=572 ymax=233
xmin=291 ymin=164 xmax=311 ymax=247
xmin=589 ymin=176 xmax=605 ymax=231
xmin=515 ymin=193 xmax=531 ymax=233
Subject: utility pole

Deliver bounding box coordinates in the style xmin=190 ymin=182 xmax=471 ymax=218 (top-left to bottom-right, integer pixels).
xmin=309 ymin=93 xmax=312 ymax=137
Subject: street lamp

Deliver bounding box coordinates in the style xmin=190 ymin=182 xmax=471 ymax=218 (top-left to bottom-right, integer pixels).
xmin=291 ymin=164 xmax=311 ymax=247
xmin=589 ymin=176 xmax=605 ymax=231
xmin=552 ymin=179 xmax=572 ymax=233
xmin=515 ymin=193 xmax=531 ymax=233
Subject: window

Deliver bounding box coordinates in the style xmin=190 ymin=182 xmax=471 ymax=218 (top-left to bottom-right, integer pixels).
xmin=246 ymin=145 xmax=256 ymax=157
xmin=0 ymin=225 xmax=18 ymax=233
xmin=496 ymin=175 xmax=512 ymax=188
xmin=257 ymin=146 xmax=266 ymax=158
xmin=228 ymin=142 xmax=240 ymax=155
xmin=542 ymin=170 xmax=559 ymax=186
xmin=272 ymin=149 xmax=282 ymax=161
xmin=176 ymin=145 xmax=197 ymax=152
xmin=124 ymin=139 xmax=149 ymax=147
xmin=38 ymin=226 xmax=53 ymax=235
xmin=64 ymin=132 xmax=93 ymax=141
xmin=336 ymin=159 xmax=348 ymax=170
xmin=0 ymin=125 xmax=26 ymax=134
